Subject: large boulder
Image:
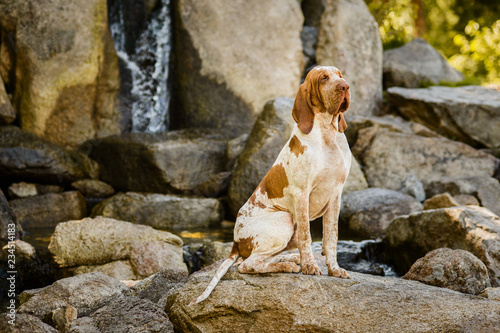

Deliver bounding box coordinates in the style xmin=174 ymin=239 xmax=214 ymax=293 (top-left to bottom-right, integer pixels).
xmin=173 ymin=0 xmax=304 ymax=136
xmin=9 ymin=192 xmax=86 ymax=229
xmin=228 ymin=97 xmax=296 ymax=216
xmin=387 ymin=86 xmax=500 ymax=149
xmin=0 ymin=126 xmax=98 ymax=184
xmin=352 ymin=126 xmax=498 ymax=190
xmin=69 ymin=297 xmax=174 ymax=333
xmin=166 ymin=261 xmax=500 ymax=332
xmin=340 ymin=188 xmax=423 ymax=238
xmin=0 ymin=313 xmax=57 ymax=333
xmin=403 ymin=248 xmax=491 ymax=295
xmin=0 ymin=0 xmax=121 ymax=147
xmin=86 ymin=129 xmax=228 ymax=193
xmin=48 ymin=217 xmax=184 ymax=269
xmin=0 ymin=75 xmax=14 ymax=124
xmin=384 ymin=206 xmax=500 ymax=287
xmin=316 ymin=0 xmax=383 ymax=116
xmin=425 ymin=176 xmax=500 ymax=216
xmin=18 ymin=272 xmax=131 ymax=319
xmin=91 ymin=192 xmax=222 ymax=230
xmin=342 ymin=157 xmax=368 ymax=194
xmin=383 ymin=38 xmax=463 ymax=88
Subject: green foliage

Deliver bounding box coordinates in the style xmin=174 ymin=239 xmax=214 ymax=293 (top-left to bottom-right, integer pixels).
xmin=365 ymin=0 xmax=500 ymax=85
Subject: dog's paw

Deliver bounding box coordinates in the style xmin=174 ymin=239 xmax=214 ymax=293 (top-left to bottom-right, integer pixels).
xmin=301 ymin=261 xmax=322 ymax=275
xmin=283 ymin=262 xmax=300 ymax=273
xmin=327 ymin=265 xmax=350 ymax=279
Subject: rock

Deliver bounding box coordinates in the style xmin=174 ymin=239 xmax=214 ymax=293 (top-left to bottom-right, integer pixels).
xmin=398 ymin=174 xmax=426 ymax=202
xmin=0 ymin=313 xmax=57 ymax=333
xmin=2 ymin=0 xmax=121 ymax=147
xmin=384 ymin=206 xmax=500 ymax=287
xmin=301 ymin=0 xmax=326 ymax=27
xmin=9 ymin=192 xmax=87 ymax=229
xmin=173 ymin=0 xmax=304 ymax=136
xmin=352 ymin=126 xmax=498 ymax=191
xmin=301 ymin=25 xmax=318 ymax=70
xmin=0 ymin=75 xmax=15 ymax=124
xmin=48 ymin=217 xmax=183 ymax=268
xmin=425 ymin=177 xmax=500 ymax=216
xmin=342 ymin=157 xmax=368 ymax=194
xmin=86 ymin=129 xmax=227 ymax=193
xmin=228 ymin=97 xmax=296 ymax=216
xmin=8 ymin=182 xmax=38 ymax=199
xmin=166 ymin=261 xmax=500 ymax=332
xmin=70 ymin=297 xmax=173 ymax=333
xmin=131 ymin=267 xmax=188 ymax=304
xmin=383 ymin=38 xmax=464 ymax=88
xmin=480 ymin=287 xmax=500 ymax=301
xmin=70 ymin=179 xmax=115 ymax=198
xmin=0 ymin=188 xmax=23 ymax=243
xmin=91 ymin=192 xmax=222 ymax=230
xmin=316 ymin=0 xmax=382 ymax=116
xmin=403 ymin=248 xmax=491 ymax=295
xmin=68 ymin=260 xmax=137 ymax=281
xmin=52 ymin=305 xmax=78 ymax=332
xmin=423 ymin=193 xmax=460 ymax=210
xmin=192 ymin=171 xmax=231 ymax=198
xmin=184 ymin=241 xmax=234 ymax=273
xmin=18 ymin=272 xmax=131 ymax=319
xmin=387 ymin=86 xmax=500 ymax=148
xmin=0 ymin=126 xmax=99 ymax=183
xmin=454 ymin=194 xmax=480 ymax=206
xmin=340 ymin=188 xmax=423 ymax=238
xmin=130 ymin=241 xmax=187 ymax=278
xmin=225 ymin=134 xmax=249 ymax=169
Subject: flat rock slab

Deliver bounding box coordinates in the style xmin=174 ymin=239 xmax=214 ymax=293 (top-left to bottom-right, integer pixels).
xmin=387 ymin=85 xmax=500 ymax=148
xmin=166 ymin=261 xmax=500 ymax=332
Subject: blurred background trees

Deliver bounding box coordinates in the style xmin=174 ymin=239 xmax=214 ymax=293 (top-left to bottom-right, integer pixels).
xmin=365 ymin=0 xmax=500 ymax=85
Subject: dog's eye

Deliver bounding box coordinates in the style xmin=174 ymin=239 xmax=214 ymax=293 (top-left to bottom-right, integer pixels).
xmin=320 ymin=75 xmax=329 ymax=81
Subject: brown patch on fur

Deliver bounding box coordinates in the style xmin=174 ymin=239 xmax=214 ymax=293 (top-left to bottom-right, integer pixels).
xmin=289 ymin=135 xmax=307 ymax=157
xmin=237 ymin=237 xmax=255 ymax=259
xmin=248 ymin=192 xmax=266 ymax=209
xmin=261 ymin=163 xmax=289 ymax=199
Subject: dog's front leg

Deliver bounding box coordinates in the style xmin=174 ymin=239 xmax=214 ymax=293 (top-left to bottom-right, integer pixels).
xmin=323 ymin=194 xmax=350 ymax=279
xmin=292 ymin=191 xmax=321 ymax=275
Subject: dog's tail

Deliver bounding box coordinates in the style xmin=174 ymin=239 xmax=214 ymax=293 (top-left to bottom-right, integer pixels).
xmin=189 ymin=242 xmax=240 ymax=305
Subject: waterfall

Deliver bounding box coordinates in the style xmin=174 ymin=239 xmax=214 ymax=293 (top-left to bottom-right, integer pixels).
xmin=108 ymin=0 xmax=171 ymax=133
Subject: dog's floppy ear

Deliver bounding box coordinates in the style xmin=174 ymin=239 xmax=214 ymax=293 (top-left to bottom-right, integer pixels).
xmin=338 ymin=113 xmax=348 ymax=133
xmin=292 ymin=81 xmax=315 ymax=134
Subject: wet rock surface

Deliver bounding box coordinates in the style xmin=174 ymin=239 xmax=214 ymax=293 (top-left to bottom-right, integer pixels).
xmin=403 ymin=248 xmax=491 ymax=295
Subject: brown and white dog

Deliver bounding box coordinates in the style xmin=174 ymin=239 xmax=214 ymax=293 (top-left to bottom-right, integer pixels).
xmin=191 ymin=66 xmax=351 ymax=305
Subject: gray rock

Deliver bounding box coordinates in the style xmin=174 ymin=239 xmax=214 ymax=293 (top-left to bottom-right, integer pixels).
xmin=166 ymin=261 xmax=500 ymax=332
xmin=0 ymin=313 xmax=57 ymax=333
xmin=192 ymin=171 xmax=231 ymax=198
xmin=423 ymin=193 xmax=460 ymax=210
xmin=384 ymin=206 xmax=500 ymax=287
xmin=301 ymin=25 xmax=318 ymax=70
xmin=131 ymin=267 xmax=188 ymax=304
xmin=87 ymin=129 xmax=227 ymax=193
xmin=342 ymin=157 xmax=368 ymax=194
xmin=425 ymin=177 xmax=500 ymax=216
xmin=0 ymin=188 xmax=22 ymax=242
xmin=1 ymin=0 xmax=121 ymax=147
xmin=52 ymin=305 xmax=78 ymax=332
xmin=403 ymin=248 xmax=491 ymax=295
xmin=173 ymin=0 xmax=304 ymax=136
xmin=225 ymin=134 xmax=249 ymax=169
xmin=454 ymin=194 xmax=480 ymax=206
xmin=71 ymin=179 xmax=115 ymax=198
xmin=67 ymin=260 xmax=137 ymax=281
xmin=130 ymin=241 xmax=187 ymax=278
xmin=18 ymin=272 xmax=131 ymax=318
xmin=48 ymin=216 xmax=183 ymax=268
xmin=0 ymin=75 xmax=15 ymax=125
xmin=9 ymin=191 xmax=87 ymax=229
xmin=0 ymin=126 xmax=99 ymax=183
xmin=91 ymin=192 xmax=222 ymax=230
xmin=228 ymin=97 xmax=296 ymax=216
xmin=8 ymin=182 xmax=38 ymax=199
xmin=383 ymin=38 xmax=463 ymax=88
xmin=340 ymin=188 xmax=423 ymax=238
xmin=399 ymin=174 xmax=426 ymax=202
xmin=301 ymin=0 xmax=326 ymax=28
xmin=352 ymin=126 xmax=498 ymax=191
xmin=480 ymin=287 xmax=500 ymax=301
xmin=387 ymin=85 xmax=500 ymax=148
xmin=317 ymin=0 xmax=383 ymax=116
xmin=70 ymin=297 xmax=173 ymax=333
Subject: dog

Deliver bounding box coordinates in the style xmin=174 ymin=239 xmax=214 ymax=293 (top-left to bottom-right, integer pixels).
xmin=191 ymin=66 xmax=352 ymax=305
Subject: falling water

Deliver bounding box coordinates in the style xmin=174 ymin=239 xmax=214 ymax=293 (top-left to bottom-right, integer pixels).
xmin=108 ymin=0 xmax=171 ymax=132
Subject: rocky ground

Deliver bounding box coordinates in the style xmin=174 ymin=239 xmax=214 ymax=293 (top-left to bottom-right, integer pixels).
xmin=1 ymin=0 xmax=500 ymax=332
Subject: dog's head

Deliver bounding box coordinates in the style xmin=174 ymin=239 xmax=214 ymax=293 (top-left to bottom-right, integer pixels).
xmin=292 ymin=66 xmax=350 ymax=134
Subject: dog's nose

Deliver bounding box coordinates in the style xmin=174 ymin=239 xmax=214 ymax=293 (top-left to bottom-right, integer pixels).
xmin=338 ymin=81 xmax=349 ymax=91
